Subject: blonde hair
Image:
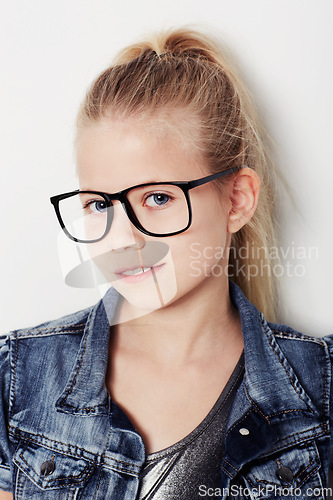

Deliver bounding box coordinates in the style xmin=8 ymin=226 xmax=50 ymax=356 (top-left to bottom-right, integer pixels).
xmin=76 ymin=26 xmax=281 ymax=321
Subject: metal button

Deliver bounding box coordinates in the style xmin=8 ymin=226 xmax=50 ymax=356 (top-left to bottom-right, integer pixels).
xmin=239 ymin=428 xmax=250 ymax=436
xmin=277 ymin=466 xmax=293 ymax=483
xmin=40 ymin=456 xmax=55 ymax=476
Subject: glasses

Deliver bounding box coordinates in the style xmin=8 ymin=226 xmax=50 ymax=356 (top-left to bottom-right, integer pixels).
xmin=50 ymin=166 xmax=244 ymax=243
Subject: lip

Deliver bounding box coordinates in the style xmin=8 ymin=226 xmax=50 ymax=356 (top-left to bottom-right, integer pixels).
xmin=114 ymin=263 xmax=165 ymax=284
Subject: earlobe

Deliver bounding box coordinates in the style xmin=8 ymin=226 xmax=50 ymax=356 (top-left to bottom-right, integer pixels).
xmin=227 ymin=168 xmax=260 ymax=234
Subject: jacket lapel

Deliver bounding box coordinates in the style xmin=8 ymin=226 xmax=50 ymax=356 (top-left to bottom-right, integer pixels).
xmin=222 ymin=281 xmax=324 ymax=480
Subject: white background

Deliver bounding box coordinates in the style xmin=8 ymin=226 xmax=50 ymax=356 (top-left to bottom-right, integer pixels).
xmin=0 ymin=0 xmax=332 ymax=336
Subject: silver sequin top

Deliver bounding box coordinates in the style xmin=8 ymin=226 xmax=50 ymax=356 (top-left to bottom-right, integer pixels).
xmin=137 ymin=352 xmax=245 ymax=499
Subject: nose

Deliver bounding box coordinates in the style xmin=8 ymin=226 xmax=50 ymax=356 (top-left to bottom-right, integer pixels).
xmin=104 ymin=200 xmax=145 ymax=251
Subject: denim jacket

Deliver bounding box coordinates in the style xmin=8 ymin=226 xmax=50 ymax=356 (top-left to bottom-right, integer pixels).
xmin=0 ymin=280 xmax=332 ymax=499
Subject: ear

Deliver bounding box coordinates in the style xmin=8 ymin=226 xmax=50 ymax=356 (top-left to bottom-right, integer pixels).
xmin=227 ymin=167 xmax=260 ymax=234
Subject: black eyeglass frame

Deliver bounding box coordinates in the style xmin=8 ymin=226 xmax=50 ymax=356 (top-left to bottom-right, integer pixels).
xmin=50 ymin=165 xmax=245 ymax=242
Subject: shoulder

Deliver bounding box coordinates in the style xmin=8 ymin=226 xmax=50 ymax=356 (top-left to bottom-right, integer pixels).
xmin=0 ymin=303 xmax=99 ymax=416
xmin=229 ymin=278 xmax=332 ymax=355
xmin=264 ymin=317 xmax=333 ymax=380
xmin=0 ymin=304 xmax=95 ymax=379
xmin=4 ymin=304 xmax=94 ymax=341
xmin=266 ymin=318 xmax=333 ymax=351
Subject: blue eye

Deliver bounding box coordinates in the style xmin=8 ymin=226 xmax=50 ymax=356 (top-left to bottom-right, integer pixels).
xmin=83 ymin=199 xmax=108 ymax=214
xmin=92 ymin=200 xmax=107 ymax=213
xmin=145 ymin=193 xmax=171 ymax=207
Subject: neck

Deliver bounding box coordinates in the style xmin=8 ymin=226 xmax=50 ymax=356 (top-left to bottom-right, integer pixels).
xmin=110 ymin=276 xmax=243 ymax=366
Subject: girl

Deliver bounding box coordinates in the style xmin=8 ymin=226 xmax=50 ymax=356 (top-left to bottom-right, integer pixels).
xmin=0 ymin=27 xmax=332 ymax=499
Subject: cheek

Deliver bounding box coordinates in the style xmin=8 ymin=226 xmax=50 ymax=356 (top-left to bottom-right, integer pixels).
xmin=87 ymin=241 xmax=114 ymax=272
xmin=85 ymin=243 xmax=119 ymax=284
xmin=181 ymin=194 xmax=229 ymax=281
xmin=169 ymin=209 xmax=229 ymax=283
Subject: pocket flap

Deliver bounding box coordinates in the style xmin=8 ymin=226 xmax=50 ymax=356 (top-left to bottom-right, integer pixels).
xmin=245 ymin=441 xmax=321 ymax=489
xmin=13 ymin=441 xmax=94 ymax=490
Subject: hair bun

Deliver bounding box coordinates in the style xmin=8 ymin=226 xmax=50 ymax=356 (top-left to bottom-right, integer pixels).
xmin=113 ymin=27 xmax=220 ymax=66
xmin=156 ymin=28 xmax=221 ymax=64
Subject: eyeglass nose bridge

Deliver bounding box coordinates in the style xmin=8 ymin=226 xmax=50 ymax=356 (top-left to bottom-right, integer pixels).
xmin=103 ymin=190 xmax=162 ymax=239
xmin=103 ymin=193 xmax=146 ymax=239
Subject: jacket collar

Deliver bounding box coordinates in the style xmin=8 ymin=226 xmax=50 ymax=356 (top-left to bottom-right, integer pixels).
xmin=228 ymin=280 xmax=316 ymax=417
xmin=56 ymin=280 xmax=319 ymax=438
xmin=56 ymin=287 xmax=118 ymax=417
xmin=223 ymin=281 xmax=323 ymax=476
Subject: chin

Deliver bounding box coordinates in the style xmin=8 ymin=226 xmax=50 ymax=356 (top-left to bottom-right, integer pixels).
xmin=112 ymin=271 xmax=178 ymax=313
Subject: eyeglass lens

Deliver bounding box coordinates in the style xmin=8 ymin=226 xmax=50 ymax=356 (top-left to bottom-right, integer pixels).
xmin=58 ymin=184 xmax=190 ymax=241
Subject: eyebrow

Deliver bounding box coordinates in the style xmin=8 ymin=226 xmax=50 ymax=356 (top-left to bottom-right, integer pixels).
xmin=142 ymin=179 xmax=164 ymax=184
xmin=80 ymin=179 xmax=170 ymax=192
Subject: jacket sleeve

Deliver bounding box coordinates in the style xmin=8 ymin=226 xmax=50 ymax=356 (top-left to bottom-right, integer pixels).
xmin=323 ymin=335 xmax=333 ymax=472
xmin=0 ymin=334 xmax=12 ymax=492
xmin=329 ymin=335 xmax=333 ymax=472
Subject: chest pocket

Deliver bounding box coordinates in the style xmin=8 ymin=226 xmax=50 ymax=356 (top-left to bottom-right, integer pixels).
xmin=234 ymin=441 xmax=323 ymax=500
xmin=13 ymin=440 xmax=95 ymax=499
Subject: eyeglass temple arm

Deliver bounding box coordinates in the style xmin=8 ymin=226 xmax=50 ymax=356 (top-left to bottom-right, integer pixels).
xmin=187 ymin=165 xmax=246 ymax=189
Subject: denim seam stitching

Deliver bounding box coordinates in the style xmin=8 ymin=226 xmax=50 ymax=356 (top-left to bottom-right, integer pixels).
xmin=298 ymin=441 xmax=321 ymax=487
xmin=17 ymin=322 xmax=86 ymax=333
xmin=243 ymin=384 xmax=270 ymax=422
xmin=102 ymin=463 xmax=139 ymax=475
xmin=298 ymin=462 xmax=321 ymax=488
xmin=245 ymin=476 xmax=254 ymax=486
xmin=92 ymin=427 xmax=114 ymax=499
xmin=59 ymin=320 xmax=91 ymax=408
xmin=15 ymin=323 xmax=86 ymax=338
xmin=92 ymin=465 xmax=103 ymax=500
xmin=273 ymin=329 xmax=330 ymax=429
xmin=258 ymin=430 xmax=327 ymax=456
xmin=252 ymin=456 xmax=315 ymax=485
xmin=221 ymin=458 xmax=239 ymax=473
xmin=19 ymin=469 xmax=26 ymax=497
xmin=267 ymin=409 xmax=311 ymax=417
xmin=272 ymin=332 xmax=323 ymax=344
xmin=9 ymin=427 xmax=97 ymax=463
xmin=225 ymin=410 xmax=252 ymax=436
xmin=251 ymin=463 xmax=320 ymax=489
xmin=17 ymin=449 xmax=94 ymax=484
xmin=16 ymin=329 xmax=85 ymax=340
xmin=100 ymin=432 xmax=143 ymax=474
xmin=57 ymin=406 xmax=108 ymax=414
xmin=261 ymin=319 xmax=314 ymax=413
xmin=320 ymin=342 xmax=330 ymax=432
xmin=9 ymin=331 xmax=18 ymax=420
xmin=245 ymin=475 xmax=255 ymax=487
xmin=9 ymin=427 xmax=140 ymax=468
xmin=220 ymin=464 xmax=234 ymax=478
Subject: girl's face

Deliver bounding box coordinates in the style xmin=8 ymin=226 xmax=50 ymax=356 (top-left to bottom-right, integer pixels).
xmin=75 ymin=118 xmax=232 ymax=312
